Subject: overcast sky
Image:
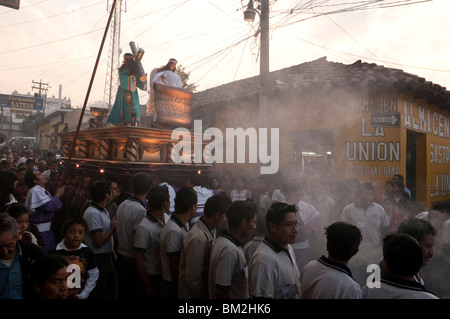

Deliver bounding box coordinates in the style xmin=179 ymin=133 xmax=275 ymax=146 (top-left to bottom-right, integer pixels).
xmin=0 ymin=0 xmax=449 ymax=108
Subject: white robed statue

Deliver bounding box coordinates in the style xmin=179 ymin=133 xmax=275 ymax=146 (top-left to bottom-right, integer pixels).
xmin=147 ymin=58 xmax=182 ymax=116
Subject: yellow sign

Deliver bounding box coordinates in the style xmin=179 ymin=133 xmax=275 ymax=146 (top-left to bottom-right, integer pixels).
xmin=0 ymin=0 xmax=20 ymax=9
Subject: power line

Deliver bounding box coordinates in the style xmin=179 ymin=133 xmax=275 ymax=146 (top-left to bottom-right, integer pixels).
xmin=0 ymin=0 xmax=49 ymax=15
xmin=282 ymin=30 xmax=450 ymax=73
xmin=0 ymin=55 xmax=95 ymax=72
xmin=323 ymin=12 xmax=387 ymax=64
xmin=0 ymin=1 xmax=104 ymax=29
xmin=274 ymin=0 xmax=433 ymax=29
xmin=0 ymin=28 xmax=104 ymax=55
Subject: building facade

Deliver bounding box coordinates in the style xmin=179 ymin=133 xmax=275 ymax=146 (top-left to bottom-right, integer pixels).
xmin=192 ymin=57 xmax=450 ymax=210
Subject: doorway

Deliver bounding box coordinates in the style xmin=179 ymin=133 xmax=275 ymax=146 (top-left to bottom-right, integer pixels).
xmin=406 ymin=130 xmax=425 ymax=201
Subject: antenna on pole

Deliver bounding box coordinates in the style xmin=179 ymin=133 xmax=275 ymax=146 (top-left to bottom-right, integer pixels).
xmin=103 ymin=0 xmax=125 ymax=111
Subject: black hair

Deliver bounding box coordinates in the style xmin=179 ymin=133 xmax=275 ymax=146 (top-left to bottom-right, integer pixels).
xmin=62 ymin=217 xmax=88 ymax=235
xmin=325 ymin=221 xmax=362 ymax=261
xmin=120 ymin=53 xmax=139 ymax=75
xmin=30 ymin=254 xmax=69 ymax=286
xmin=157 ymin=58 xmax=178 ymax=73
xmin=226 ymin=200 xmax=257 ymax=229
xmin=132 ymin=172 xmax=153 ymax=196
xmin=147 ymin=185 xmax=170 ymax=211
xmin=5 ymin=202 xmax=30 ymax=219
xmin=265 ymin=202 xmax=297 ymax=228
xmin=383 ymin=233 xmax=422 ymax=277
xmin=431 ymin=201 xmax=450 ymax=214
xmin=392 ymin=180 xmax=405 ymax=189
xmin=396 ymin=218 xmax=437 ymax=242
xmin=17 ymin=166 xmax=28 ymax=174
xmin=24 ymin=170 xmax=37 ymax=189
xmin=174 ymin=187 xmax=197 ymax=215
xmin=356 ymin=182 xmax=374 ymax=195
xmin=0 ymin=170 xmax=18 ymax=199
xmin=204 ymin=193 xmax=232 ymax=218
xmin=89 ymin=180 xmax=111 ymax=203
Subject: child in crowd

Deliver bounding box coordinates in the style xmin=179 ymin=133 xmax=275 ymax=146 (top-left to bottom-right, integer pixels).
xmin=49 ymin=217 xmax=99 ymax=299
xmin=230 ymin=176 xmax=252 ymax=202
xmin=5 ymin=202 xmax=43 ymax=248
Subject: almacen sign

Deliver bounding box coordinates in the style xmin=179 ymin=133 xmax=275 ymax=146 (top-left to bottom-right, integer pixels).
xmin=0 ymin=0 xmax=20 ymax=10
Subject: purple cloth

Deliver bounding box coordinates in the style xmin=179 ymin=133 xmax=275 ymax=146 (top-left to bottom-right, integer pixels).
xmin=29 ymin=195 xmax=62 ymax=254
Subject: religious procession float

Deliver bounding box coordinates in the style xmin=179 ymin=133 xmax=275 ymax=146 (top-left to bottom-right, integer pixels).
xmin=58 ymin=41 xmax=211 ymax=188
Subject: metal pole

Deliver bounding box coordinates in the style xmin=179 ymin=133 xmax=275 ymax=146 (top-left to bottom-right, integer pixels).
xmin=108 ymin=14 xmax=116 ymax=110
xmin=258 ymin=0 xmax=271 ymax=174
xmin=9 ymin=105 xmax=12 ymax=137
xmin=63 ymin=0 xmax=118 ymax=180
xmin=260 ymin=0 xmax=269 ymax=77
xmin=259 ymin=0 xmax=270 ymax=128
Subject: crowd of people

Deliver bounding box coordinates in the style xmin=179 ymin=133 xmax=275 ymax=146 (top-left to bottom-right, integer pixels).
xmin=1 ymin=145 xmax=450 ymax=300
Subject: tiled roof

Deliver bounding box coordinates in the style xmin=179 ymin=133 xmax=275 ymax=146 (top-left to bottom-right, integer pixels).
xmin=192 ymin=57 xmax=450 ymax=109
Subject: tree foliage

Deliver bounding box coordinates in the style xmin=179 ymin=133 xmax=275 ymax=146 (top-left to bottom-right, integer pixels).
xmin=176 ymin=64 xmax=198 ymax=92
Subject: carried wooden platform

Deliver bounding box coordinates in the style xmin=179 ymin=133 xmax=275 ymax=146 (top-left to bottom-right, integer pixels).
xmin=58 ymin=82 xmax=209 ymax=188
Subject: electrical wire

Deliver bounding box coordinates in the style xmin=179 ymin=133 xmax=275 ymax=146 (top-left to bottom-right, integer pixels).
xmin=0 ymin=1 xmax=104 ymax=29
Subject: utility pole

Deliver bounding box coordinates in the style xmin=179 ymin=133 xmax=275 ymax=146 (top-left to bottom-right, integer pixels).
xmin=243 ymin=0 xmax=270 ymax=127
xmin=32 ymin=79 xmax=49 ymax=116
xmin=259 ymin=0 xmax=270 ymax=129
xmin=244 ymin=0 xmax=271 ymax=174
xmin=32 ymin=79 xmax=49 ymax=98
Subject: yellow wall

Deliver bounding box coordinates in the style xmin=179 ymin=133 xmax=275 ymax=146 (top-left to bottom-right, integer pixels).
xmin=210 ymin=88 xmax=450 ymax=210
xmin=400 ymin=96 xmax=450 ymax=208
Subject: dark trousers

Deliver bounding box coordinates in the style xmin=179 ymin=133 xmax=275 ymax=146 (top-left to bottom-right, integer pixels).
xmin=136 ymin=274 xmax=162 ymax=299
xmin=117 ymin=253 xmax=139 ymax=300
xmin=90 ymin=253 xmax=118 ymax=299
xmin=160 ymin=279 xmax=177 ymax=299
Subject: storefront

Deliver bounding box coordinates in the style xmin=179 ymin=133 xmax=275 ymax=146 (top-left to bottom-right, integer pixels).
xmin=192 ymin=57 xmax=450 ymax=210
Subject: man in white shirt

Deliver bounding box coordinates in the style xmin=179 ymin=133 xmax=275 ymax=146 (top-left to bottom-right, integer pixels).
xmin=133 ymin=185 xmax=170 ymax=299
xmin=115 ymin=172 xmax=153 ymax=300
xmin=160 ymin=187 xmax=197 ymax=299
xmin=249 ymin=202 xmax=301 ymax=299
xmin=282 ymin=180 xmax=323 ymax=271
xmin=209 ymin=200 xmax=256 ymax=299
xmin=362 ymin=233 xmax=438 ymax=299
xmin=83 ymin=180 xmax=117 ymax=299
xmin=340 ymin=182 xmax=389 ymax=286
xmin=300 ymin=221 xmax=362 ymax=299
xmin=341 ymin=182 xmax=390 ymax=248
xmin=178 ymin=193 xmax=232 ymax=299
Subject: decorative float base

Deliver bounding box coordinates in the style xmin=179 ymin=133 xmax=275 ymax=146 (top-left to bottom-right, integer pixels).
xmin=58 ymin=125 xmax=211 ymax=189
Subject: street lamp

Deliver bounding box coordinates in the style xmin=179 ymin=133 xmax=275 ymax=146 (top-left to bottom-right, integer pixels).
xmin=243 ymin=0 xmax=258 ymax=22
xmin=243 ymin=0 xmax=270 ymax=128
xmin=243 ymin=0 xmax=269 ymax=77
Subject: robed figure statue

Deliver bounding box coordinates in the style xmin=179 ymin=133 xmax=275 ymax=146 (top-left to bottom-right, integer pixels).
xmin=106 ymin=53 xmax=147 ymax=127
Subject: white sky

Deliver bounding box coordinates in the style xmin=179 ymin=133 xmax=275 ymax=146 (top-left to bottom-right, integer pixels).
xmin=0 ymin=0 xmax=449 ymax=108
